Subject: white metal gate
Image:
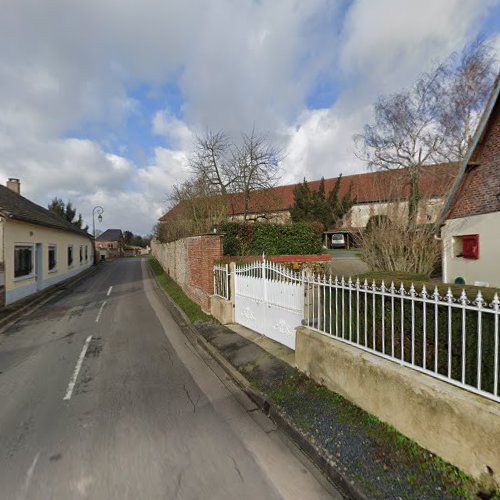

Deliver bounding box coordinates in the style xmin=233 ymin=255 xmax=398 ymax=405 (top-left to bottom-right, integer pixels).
xmin=234 ymin=259 xmax=304 ymax=350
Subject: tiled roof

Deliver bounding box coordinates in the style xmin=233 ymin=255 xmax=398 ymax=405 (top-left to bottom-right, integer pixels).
xmin=439 ymin=77 xmax=500 ymax=223
xmin=160 ymin=163 xmax=460 ymax=221
xmin=0 ymin=185 xmax=91 ymax=237
xmin=96 ymin=229 xmax=123 ymax=241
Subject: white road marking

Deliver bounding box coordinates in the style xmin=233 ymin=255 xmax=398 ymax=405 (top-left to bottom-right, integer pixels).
xmin=107 ymin=286 xmax=113 ymax=296
xmin=63 ymin=336 xmax=92 ymax=401
xmin=95 ymin=301 xmax=107 ymax=323
xmin=22 ymin=452 xmax=40 ymax=495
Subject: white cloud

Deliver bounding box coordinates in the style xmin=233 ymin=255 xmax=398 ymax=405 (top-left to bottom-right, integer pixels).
xmin=0 ymin=0 xmax=497 ymax=233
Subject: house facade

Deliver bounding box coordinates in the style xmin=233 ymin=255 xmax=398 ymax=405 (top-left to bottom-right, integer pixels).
xmin=96 ymin=229 xmax=124 ymax=259
xmin=0 ymin=178 xmax=93 ymax=306
xmin=440 ymin=79 xmax=500 ymax=288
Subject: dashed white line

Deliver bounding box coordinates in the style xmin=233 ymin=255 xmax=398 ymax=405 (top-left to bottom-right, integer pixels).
xmin=107 ymin=286 xmax=113 ymax=296
xmin=22 ymin=452 xmax=40 ymax=495
xmin=63 ymin=336 xmax=92 ymax=401
xmin=95 ymin=301 xmax=107 ymax=323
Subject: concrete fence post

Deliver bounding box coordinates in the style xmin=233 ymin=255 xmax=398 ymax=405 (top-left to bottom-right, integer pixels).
xmin=229 ymin=262 xmax=236 ymax=303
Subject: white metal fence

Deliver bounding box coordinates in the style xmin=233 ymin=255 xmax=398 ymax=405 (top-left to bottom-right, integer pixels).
xmin=304 ymin=274 xmax=500 ymax=403
xmin=213 ymin=263 xmax=230 ymax=300
xmin=215 ymin=257 xmax=500 ymax=403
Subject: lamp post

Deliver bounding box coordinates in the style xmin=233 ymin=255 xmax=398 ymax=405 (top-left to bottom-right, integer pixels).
xmin=92 ymin=206 xmax=103 ymax=264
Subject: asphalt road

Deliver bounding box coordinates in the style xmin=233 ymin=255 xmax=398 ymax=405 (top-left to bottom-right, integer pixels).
xmin=0 ymin=258 xmax=340 ymax=500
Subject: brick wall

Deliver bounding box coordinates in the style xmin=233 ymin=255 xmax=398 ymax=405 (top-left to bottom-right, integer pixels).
xmin=449 ymin=103 xmax=500 ymax=219
xmin=151 ymin=234 xmax=223 ymax=312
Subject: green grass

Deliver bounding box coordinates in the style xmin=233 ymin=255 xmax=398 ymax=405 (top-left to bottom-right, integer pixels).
xmin=148 ymin=257 xmax=212 ymax=324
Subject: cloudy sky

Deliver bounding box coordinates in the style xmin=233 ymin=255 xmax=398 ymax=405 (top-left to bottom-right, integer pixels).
xmin=1 ymin=0 xmax=499 ymax=235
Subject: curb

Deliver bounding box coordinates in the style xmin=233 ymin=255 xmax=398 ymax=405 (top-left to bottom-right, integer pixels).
xmin=147 ymin=262 xmax=366 ymax=500
xmin=0 ymin=264 xmax=100 ymax=335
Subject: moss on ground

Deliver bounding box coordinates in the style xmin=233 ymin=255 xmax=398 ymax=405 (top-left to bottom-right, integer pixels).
xmin=148 ymin=257 xmax=212 ymax=324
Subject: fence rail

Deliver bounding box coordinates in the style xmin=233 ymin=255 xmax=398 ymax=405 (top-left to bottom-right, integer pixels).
xmin=213 ymin=263 xmax=230 ymax=300
xmin=304 ymin=274 xmax=500 ymax=403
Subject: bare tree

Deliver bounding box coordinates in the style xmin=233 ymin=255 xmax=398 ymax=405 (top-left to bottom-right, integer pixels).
xmin=436 ymin=39 xmax=497 ymax=160
xmin=190 ymin=130 xmax=235 ymax=195
xmin=355 ymin=39 xmax=497 ymax=224
xmin=232 ymin=130 xmax=282 ymax=221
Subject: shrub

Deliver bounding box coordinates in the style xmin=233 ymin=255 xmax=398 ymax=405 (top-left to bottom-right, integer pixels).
xmin=217 ymin=221 xmax=323 ymax=256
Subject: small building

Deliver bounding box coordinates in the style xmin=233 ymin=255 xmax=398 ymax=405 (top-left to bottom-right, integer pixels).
xmin=0 ymin=178 xmax=94 ymax=306
xmin=96 ymin=229 xmax=124 ymax=260
xmin=439 ymin=78 xmax=500 ymax=288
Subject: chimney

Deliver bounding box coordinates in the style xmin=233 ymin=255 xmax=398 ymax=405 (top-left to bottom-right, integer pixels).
xmin=6 ymin=178 xmax=20 ymax=195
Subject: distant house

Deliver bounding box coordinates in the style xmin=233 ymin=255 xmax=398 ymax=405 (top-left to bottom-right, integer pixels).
xmin=439 ymin=78 xmax=500 ymax=288
xmin=160 ymin=163 xmax=459 ymax=247
xmin=96 ymin=229 xmax=124 ymax=259
xmin=0 ymin=178 xmax=93 ymax=306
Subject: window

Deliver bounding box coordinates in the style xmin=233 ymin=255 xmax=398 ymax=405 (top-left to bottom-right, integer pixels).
xmin=48 ymin=245 xmax=57 ymax=272
xmin=80 ymin=245 xmax=83 ymax=264
xmin=85 ymin=245 xmax=88 ymax=262
xmin=14 ymin=245 xmax=33 ymax=278
xmin=68 ymin=245 xmax=74 ymax=267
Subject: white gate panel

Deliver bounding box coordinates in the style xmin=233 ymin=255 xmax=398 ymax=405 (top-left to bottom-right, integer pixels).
xmin=234 ymin=261 xmax=304 ymax=350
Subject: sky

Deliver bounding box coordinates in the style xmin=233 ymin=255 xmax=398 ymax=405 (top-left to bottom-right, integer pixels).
xmin=1 ymin=0 xmax=499 ymax=235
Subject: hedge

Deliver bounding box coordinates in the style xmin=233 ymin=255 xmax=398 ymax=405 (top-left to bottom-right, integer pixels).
xmin=218 ymin=221 xmax=323 ymax=256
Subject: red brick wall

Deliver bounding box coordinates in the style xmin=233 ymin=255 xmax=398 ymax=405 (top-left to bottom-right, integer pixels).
xmin=449 ymin=103 xmax=500 ymax=219
xmin=185 ymin=235 xmax=223 ymax=311
xmin=152 ymin=234 xmax=223 ymax=312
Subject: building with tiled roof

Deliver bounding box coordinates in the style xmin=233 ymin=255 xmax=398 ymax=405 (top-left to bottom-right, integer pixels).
xmin=439 ymin=78 xmax=500 ymax=287
xmin=0 ymin=178 xmax=94 ymax=306
xmin=96 ymin=229 xmax=124 ymax=260
xmin=160 ymin=163 xmax=460 ymax=246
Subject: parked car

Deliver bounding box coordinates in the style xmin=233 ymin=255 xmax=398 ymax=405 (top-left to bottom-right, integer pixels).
xmin=330 ymin=233 xmax=346 ymax=248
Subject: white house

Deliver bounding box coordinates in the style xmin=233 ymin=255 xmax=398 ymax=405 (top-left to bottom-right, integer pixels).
xmin=439 ymin=78 xmax=500 ymax=287
xmin=0 ymin=179 xmax=94 ymax=306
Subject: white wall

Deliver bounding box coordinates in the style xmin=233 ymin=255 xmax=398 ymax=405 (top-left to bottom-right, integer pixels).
xmin=4 ymin=219 xmax=93 ymax=305
xmin=442 ymin=211 xmax=500 ymax=288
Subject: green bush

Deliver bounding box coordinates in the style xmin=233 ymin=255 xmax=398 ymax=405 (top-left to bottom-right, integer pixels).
xmin=217 ymin=221 xmax=323 ymax=256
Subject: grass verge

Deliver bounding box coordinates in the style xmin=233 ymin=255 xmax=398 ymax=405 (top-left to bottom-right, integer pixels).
xmin=260 ymin=371 xmax=483 ymax=499
xmin=148 ymin=256 xmax=212 ymax=324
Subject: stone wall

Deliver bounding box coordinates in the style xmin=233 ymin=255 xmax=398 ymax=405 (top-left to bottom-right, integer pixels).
xmin=295 ymin=326 xmax=500 ymax=485
xmin=151 ymin=234 xmax=223 ymax=312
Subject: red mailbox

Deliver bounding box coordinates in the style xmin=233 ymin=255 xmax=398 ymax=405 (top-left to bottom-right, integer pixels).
xmin=461 ymin=234 xmax=479 ymax=259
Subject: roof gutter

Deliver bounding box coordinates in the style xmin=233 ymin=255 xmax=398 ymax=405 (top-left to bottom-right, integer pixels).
xmin=435 ymin=79 xmax=500 ymax=230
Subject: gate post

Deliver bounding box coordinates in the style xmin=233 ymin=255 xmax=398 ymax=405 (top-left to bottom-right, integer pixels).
xmin=229 ymin=262 xmax=236 ymax=301
xmin=262 ymin=258 xmax=267 ymax=302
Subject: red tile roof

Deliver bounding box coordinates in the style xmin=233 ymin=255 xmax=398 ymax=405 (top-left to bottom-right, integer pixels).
xmin=160 ymin=163 xmax=459 ymax=222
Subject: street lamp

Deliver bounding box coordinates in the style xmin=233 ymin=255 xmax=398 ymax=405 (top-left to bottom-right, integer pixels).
xmin=92 ymin=206 xmax=104 ymax=265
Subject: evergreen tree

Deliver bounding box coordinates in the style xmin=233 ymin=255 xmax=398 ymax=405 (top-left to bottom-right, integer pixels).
xmin=327 ymin=175 xmax=356 ymax=228
xmin=312 ymin=178 xmax=330 ymax=229
xmin=48 ymin=198 xmax=89 ymax=232
xmin=290 ymin=174 xmax=356 ymax=230
xmin=289 ymin=178 xmax=313 ymax=223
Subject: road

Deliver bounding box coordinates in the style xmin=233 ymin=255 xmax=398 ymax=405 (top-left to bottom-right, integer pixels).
xmin=0 ymin=258 xmax=340 ymax=500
